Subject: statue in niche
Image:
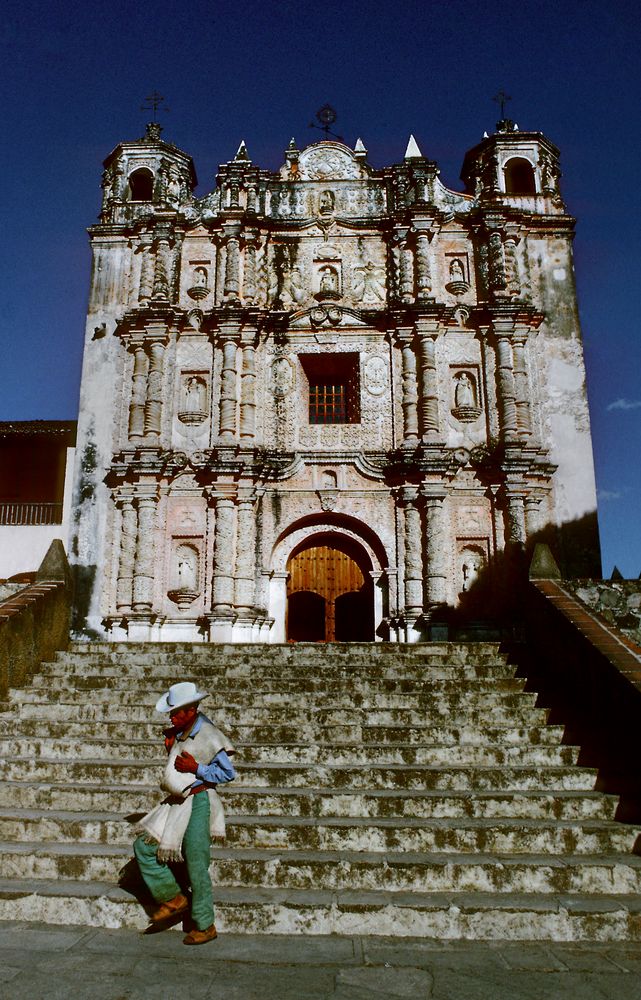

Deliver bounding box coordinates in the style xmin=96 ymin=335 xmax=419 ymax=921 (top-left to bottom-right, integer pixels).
xmin=454 ymin=372 xmax=476 ymax=409
xmin=194 ymin=267 xmax=208 ymax=287
xmin=183 ymin=376 xmax=206 ymax=412
xmin=176 ymin=546 xmax=198 ymax=590
xmin=319 ymin=189 xmax=335 ymax=215
xmin=167 ymin=169 xmax=181 ymax=206
xmin=322 ymin=470 xmax=338 ymax=489
xmin=450 ymin=258 xmax=465 ymax=281
xmin=319 ymin=266 xmax=339 ymax=296
xmin=460 ymin=547 xmax=485 ymax=592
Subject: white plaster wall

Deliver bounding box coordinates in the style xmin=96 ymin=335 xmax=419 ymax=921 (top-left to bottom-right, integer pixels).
xmin=0 ymin=447 xmax=75 ymax=579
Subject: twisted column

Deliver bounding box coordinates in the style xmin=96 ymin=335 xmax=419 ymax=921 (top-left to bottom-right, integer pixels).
xmin=504 ymin=234 xmax=521 ymax=295
xmin=234 ymin=497 xmax=256 ymax=612
xmin=138 ymin=241 xmax=154 ymax=302
xmin=116 ymin=498 xmax=137 ymax=611
xmin=132 ymin=494 xmax=157 ymax=611
xmin=144 ymin=340 xmax=165 ymax=436
xmin=399 ymin=242 xmax=414 ymax=302
xmin=414 ymin=232 xmax=432 ymax=300
xmin=488 ymin=231 xmax=507 ymax=292
xmin=399 ymin=335 xmax=419 ymax=442
xmin=423 ymin=494 xmax=448 ymax=607
xmin=417 ymin=334 xmax=440 ymax=438
xmin=403 ymin=492 xmax=423 ymax=617
xmin=224 ymin=237 xmax=241 ymax=299
xmin=243 ymin=242 xmax=257 ymax=303
xmin=212 ymin=496 xmax=236 ymax=611
xmin=152 ymin=238 xmax=171 ymax=299
xmin=240 ymin=343 xmax=256 ymax=439
xmin=512 ymin=333 xmax=533 ymax=436
xmin=494 ymin=333 xmax=519 ymax=443
xmin=505 ymin=493 xmax=527 ymax=548
xmin=219 ymin=338 xmax=238 ymax=438
xmin=128 ymin=344 xmax=148 ymax=439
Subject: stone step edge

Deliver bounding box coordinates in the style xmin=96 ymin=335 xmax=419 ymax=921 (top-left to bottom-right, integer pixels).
xmin=1 ymin=808 xmax=636 ymax=834
xmin=2 ymin=841 xmax=640 ymax=868
xmin=0 ymin=779 xmax=612 ymax=801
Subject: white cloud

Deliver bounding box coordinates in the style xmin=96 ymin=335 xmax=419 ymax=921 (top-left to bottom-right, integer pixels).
xmin=606 ymin=398 xmax=641 ymax=411
xmin=597 ymin=489 xmax=622 ymax=502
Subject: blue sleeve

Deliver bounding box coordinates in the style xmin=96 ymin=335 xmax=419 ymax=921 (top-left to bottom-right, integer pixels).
xmin=195 ymin=748 xmax=236 ymax=785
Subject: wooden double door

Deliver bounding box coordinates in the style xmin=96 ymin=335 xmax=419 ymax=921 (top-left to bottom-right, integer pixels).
xmin=286 ymin=537 xmax=374 ymax=642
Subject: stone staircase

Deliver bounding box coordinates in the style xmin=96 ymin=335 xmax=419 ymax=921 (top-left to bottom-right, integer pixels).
xmin=1 ymin=641 xmax=641 ymax=940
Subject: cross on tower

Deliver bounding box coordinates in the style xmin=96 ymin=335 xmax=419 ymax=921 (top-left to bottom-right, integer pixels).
xmin=141 ymin=91 xmax=169 ymax=122
xmin=492 ymin=90 xmax=512 ymax=119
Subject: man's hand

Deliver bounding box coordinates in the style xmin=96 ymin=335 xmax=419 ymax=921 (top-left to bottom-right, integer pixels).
xmin=174 ymin=750 xmax=199 ymax=774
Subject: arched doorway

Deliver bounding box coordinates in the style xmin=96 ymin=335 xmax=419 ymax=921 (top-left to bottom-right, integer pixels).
xmin=286 ymin=534 xmax=375 ymax=641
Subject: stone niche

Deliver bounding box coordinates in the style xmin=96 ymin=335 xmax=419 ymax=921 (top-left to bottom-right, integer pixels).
xmin=451 ymin=367 xmax=482 ymax=423
xmin=177 ymin=372 xmax=209 ymax=425
xmin=167 ymin=538 xmax=203 ymax=610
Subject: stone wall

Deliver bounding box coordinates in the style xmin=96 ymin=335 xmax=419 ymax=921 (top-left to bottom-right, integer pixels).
xmin=563 ymin=579 xmax=641 ymax=648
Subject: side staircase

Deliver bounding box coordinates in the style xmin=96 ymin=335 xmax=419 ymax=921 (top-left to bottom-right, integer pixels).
xmin=1 ymin=641 xmax=641 ymax=940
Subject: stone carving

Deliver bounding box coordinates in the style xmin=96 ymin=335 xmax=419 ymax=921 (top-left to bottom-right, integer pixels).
xmin=353 ymin=251 xmax=386 ymax=302
xmin=319 ymin=190 xmax=335 ymax=214
xmin=298 ymin=146 xmax=363 ymax=180
xmin=168 ymin=542 xmax=200 ymax=608
xmin=364 ymin=356 xmax=387 ymax=396
xmin=452 ymin=371 xmax=482 ymax=422
xmin=178 ymin=375 xmax=208 ymax=425
xmin=188 ymin=266 xmax=209 ymax=300
xmin=317 ymin=265 xmax=340 ymax=299
xmin=459 ymin=545 xmax=485 ymax=592
xmin=310 ymin=305 xmax=343 ymax=327
xmin=272 ymin=357 xmax=294 ymax=397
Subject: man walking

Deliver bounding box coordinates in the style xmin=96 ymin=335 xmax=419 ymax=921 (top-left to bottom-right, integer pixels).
xmin=133 ymin=682 xmax=236 ymax=945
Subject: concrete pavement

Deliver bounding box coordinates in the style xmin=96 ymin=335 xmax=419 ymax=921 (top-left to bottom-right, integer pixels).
xmin=0 ymin=922 xmax=640 ymax=999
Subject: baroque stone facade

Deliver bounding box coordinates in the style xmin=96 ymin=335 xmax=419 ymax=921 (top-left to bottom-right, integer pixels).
xmin=70 ymin=120 xmax=599 ymax=641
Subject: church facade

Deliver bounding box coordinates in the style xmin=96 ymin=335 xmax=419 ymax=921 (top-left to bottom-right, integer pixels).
xmin=70 ymin=119 xmax=599 ymax=642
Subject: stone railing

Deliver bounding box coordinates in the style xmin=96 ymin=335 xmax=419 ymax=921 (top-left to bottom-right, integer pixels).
xmin=561 ymin=579 xmax=641 ymax=648
xmin=0 ymin=540 xmax=72 ymax=699
xmin=521 ymin=544 xmax=641 ymax=821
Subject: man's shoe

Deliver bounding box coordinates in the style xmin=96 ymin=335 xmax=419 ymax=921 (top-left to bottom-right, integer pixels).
xmin=183 ymin=924 xmax=218 ymax=945
xmin=150 ymin=893 xmax=189 ymax=924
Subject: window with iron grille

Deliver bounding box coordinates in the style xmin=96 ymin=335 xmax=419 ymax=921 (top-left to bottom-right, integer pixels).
xmin=299 ymin=353 xmax=360 ymax=424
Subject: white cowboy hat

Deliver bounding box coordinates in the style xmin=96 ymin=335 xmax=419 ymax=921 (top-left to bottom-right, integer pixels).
xmin=155 ymin=681 xmax=207 ymax=714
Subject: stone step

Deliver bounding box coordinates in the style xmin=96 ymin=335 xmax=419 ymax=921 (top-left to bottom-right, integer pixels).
xmin=0 ymin=738 xmax=578 ymax=766
xmin=3 ymin=877 xmax=640 ymax=939
xmin=1 ymin=758 xmax=598 ymax=791
xmin=6 ymin=718 xmax=567 ymax=746
xmin=1 ymin=809 xmax=637 ymax=855
xmin=0 ymin=780 xmax=619 ymax=821
xmin=37 ymin=661 xmax=518 ymax=683
xmin=63 ymin=640 xmax=504 ymax=660
xmin=2 ymin=842 xmax=641 ymax=895
xmin=25 ymin=676 xmax=525 ymax=698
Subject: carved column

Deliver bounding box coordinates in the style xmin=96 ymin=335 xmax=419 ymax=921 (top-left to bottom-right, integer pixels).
xmin=512 ymin=333 xmax=533 ymax=436
xmin=416 ymin=324 xmax=441 ymax=438
xmin=493 ymin=324 xmax=519 ymax=443
xmin=234 ymin=496 xmax=256 ymax=612
xmin=398 ymin=332 xmax=419 ymax=443
xmin=138 ymin=241 xmax=154 ymax=302
xmin=224 ymin=237 xmax=241 ymax=300
xmin=524 ymin=496 xmax=542 ymax=538
xmin=402 ymin=491 xmax=423 ymax=617
xmin=219 ymin=337 xmax=239 ymax=438
xmin=505 ymin=493 xmax=527 ymax=548
xmin=503 ymin=232 xmax=521 ymax=295
xmin=423 ymin=493 xmax=448 ymax=607
xmin=399 ymin=241 xmax=414 ymax=302
xmin=144 ymin=340 xmax=165 ymax=436
xmin=243 ymin=240 xmax=257 ymax=303
xmin=132 ymin=493 xmax=157 ymax=611
xmin=414 ymin=232 xmax=432 ymax=300
xmin=128 ymin=344 xmax=148 ymax=439
xmin=212 ymin=496 xmax=236 ymax=612
xmin=246 ymin=185 xmax=257 ymax=213
xmin=115 ymin=497 xmax=137 ymax=611
xmin=239 ymin=342 xmax=256 ymax=439
xmin=152 ymin=237 xmax=171 ymax=299
xmin=488 ymin=231 xmax=507 ymax=293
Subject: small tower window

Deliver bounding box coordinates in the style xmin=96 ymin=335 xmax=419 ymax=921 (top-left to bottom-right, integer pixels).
xmin=128 ymin=168 xmax=155 ymax=202
xmin=299 ymin=353 xmax=361 ymax=425
xmin=504 ymin=157 xmax=536 ymax=195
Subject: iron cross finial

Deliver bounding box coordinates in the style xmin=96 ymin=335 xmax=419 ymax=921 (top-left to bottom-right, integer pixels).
xmin=141 ymin=91 xmax=169 ymax=122
xmin=492 ymin=90 xmax=512 ymax=119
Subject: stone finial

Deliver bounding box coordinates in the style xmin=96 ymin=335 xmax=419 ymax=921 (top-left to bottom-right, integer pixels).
xmin=611 ymin=565 xmax=624 ymax=581
xmin=528 ymin=543 xmax=561 ymax=580
xmin=354 ymin=137 xmax=368 ymax=154
xmin=404 ymin=135 xmax=423 ymax=159
xmin=235 ymin=140 xmax=250 ymax=161
xmin=144 ymin=122 xmax=163 ymax=142
xmin=36 ymin=539 xmax=73 ymax=590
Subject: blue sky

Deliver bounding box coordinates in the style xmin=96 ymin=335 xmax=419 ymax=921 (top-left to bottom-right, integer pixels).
xmin=2 ymin=0 xmax=640 ymax=576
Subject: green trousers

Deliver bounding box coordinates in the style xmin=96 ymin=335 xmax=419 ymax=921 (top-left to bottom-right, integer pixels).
xmin=133 ymin=792 xmax=214 ymax=930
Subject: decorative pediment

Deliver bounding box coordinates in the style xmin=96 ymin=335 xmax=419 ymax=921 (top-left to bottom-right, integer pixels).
xmin=283 ymin=142 xmax=369 ymax=181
